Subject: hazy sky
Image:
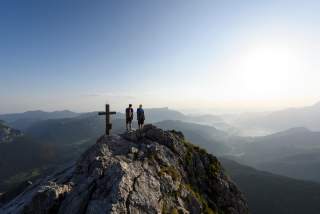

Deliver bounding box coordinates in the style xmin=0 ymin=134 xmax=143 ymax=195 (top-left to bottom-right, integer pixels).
xmin=0 ymin=0 xmax=319 ymax=113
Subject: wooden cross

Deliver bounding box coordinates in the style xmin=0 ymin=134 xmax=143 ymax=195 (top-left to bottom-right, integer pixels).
xmin=98 ymin=104 xmax=116 ymax=135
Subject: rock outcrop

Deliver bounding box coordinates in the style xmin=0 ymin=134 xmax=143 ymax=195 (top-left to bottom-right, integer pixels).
xmin=0 ymin=122 xmax=23 ymax=143
xmin=0 ymin=125 xmax=248 ymax=214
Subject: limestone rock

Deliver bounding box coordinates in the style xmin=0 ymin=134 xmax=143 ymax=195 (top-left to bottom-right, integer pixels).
xmin=0 ymin=124 xmax=249 ymax=214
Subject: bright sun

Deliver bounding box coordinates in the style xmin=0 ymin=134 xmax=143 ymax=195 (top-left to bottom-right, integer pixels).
xmin=225 ymin=42 xmax=303 ymax=100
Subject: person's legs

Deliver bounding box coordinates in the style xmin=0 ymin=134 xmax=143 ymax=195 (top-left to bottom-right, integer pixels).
xmin=126 ymin=119 xmax=130 ymax=131
xmin=129 ymin=121 xmax=132 ymax=131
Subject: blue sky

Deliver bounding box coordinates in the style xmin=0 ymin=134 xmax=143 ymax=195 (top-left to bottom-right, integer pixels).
xmin=0 ymin=0 xmax=319 ymax=113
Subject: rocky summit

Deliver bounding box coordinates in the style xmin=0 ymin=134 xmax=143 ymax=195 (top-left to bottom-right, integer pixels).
xmin=0 ymin=125 xmax=248 ymax=214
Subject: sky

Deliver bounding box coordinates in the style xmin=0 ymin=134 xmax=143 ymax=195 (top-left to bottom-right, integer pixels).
xmin=0 ymin=0 xmax=319 ymax=114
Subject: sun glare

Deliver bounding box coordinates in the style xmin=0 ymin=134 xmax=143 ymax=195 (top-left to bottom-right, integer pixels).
xmin=225 ymin=42 xmax=303 ymax=100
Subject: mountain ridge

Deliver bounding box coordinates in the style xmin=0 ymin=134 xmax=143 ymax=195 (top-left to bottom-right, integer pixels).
xmin=232 ymin=101 xmax=320 ymax=135
xmin=221 ymin=158 xmax=320 ymax=214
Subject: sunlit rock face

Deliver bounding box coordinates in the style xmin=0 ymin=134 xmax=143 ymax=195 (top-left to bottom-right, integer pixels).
xmin=0 ymin=122 xmax=23 ymax=143
xmin=0 ymin=125 xmax=248 ymax=214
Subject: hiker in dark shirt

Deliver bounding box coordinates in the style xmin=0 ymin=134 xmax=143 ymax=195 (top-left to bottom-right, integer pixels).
xmin=137 ymin=104 xmax=145 ymax=130
xmin=125 ymin=104 xmax=134 ymax=132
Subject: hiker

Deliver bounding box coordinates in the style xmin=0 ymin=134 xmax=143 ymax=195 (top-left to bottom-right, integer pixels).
xmin=125 ymin=104 xmax=134 ymax=131
xmin=137 ymin=104 xmax=145 ymax=130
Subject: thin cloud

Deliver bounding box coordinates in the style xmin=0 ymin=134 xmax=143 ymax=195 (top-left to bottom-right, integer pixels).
xmin=81 ymin=92 xmax=136 ymax=99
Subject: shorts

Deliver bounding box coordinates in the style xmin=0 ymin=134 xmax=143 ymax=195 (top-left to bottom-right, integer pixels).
xmin=138 ymin=120 xmax=145 ymax=125
xmin=126 ymin=118 xmax=133 ymax=124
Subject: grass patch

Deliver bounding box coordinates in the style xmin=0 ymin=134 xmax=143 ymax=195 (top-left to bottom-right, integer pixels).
xmin=162 ymin=204 xmax=180 ymax=214
xmin=159 ymin=166 xmax=181 ymax=182
xmin=208 ymin=160 xmax=221 ymax=177
xmin=182 ymin=184 xmax=217 ymax=214
xmin=4 ymin=168 xmax=41 ymax=186
xmin=171 ymin=208 xmax=179 ymax=214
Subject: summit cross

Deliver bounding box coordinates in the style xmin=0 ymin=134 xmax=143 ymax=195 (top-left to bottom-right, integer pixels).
xmin=98 ymin=104 xmax=116 ymax=135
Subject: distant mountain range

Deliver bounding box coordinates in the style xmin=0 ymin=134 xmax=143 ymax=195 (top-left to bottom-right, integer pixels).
xmin=0 ymin=110 xmax=79 ymax=122
xmin=221 ymin=158 xmax=320 ymax=214
xmin=0 ymin=107 xmax=233 ymax=133
xmin=228 ymin=127 xmax=320 ymax=183
xmin=0 ymin=110 xmax=79 ymax=131
xmin=155 ymin=120 xmax=232 ymax=155
xmin=3 ymin=101 xmax=320 ymax=136
xmin=0 ymin=132 xmax=56 ymax=192
xmin=230 ymin=101 xmax=320 ymax=135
